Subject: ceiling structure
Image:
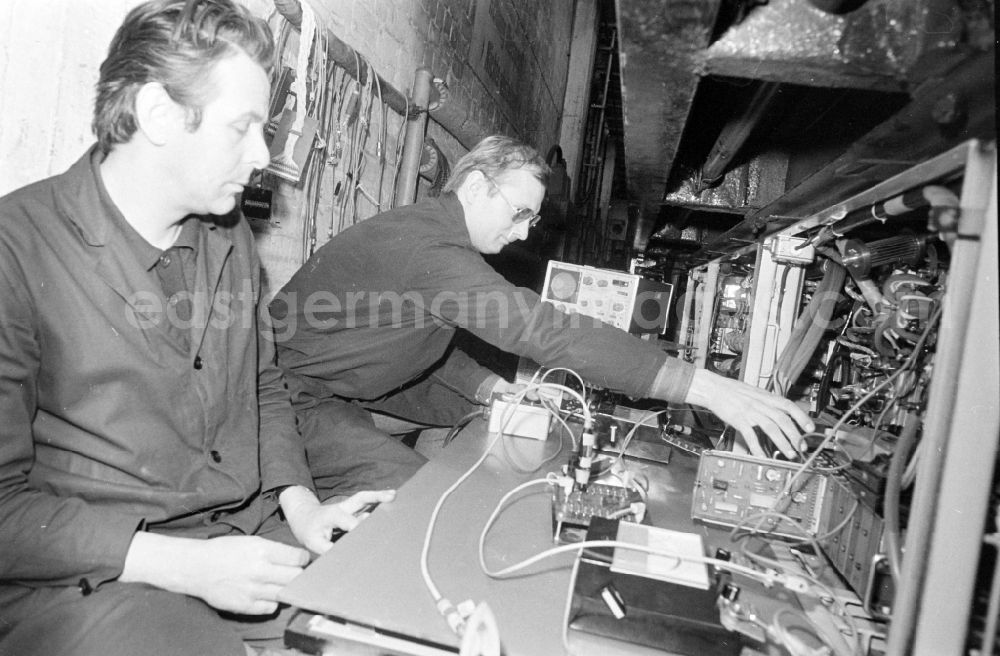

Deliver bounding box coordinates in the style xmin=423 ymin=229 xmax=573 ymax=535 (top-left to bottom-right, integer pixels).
xmin=606 ymin=0 xmax=996 ymax=267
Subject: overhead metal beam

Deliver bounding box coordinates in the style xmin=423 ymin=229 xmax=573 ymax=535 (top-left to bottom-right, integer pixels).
xmin=687 ymin=51 xmax=996 ymax=263
xmin=615 ymin=0 xmax=723 ymax=220
xmin=699 ymin=0 xmax=957 ymax=92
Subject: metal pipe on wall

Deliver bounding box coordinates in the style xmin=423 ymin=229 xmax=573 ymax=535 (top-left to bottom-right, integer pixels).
xmin=394 ymin=68 xmax=434 ymax=207
xmin=271 ymin=0 xmax=481 ymax=150
xmin=695 ymin=81 xmax=783 ymax=193
xmin=272 ymin=0 xmax=412 ymax=117
xmin=427 ymin=77 xmax=486 ymax=150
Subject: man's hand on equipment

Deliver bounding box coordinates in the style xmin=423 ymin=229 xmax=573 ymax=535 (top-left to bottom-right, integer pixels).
xmin=490 ymin=378 xmax=524 ymax=397
xmin=491 ymin=378 xmax=546 ymax=402
xmin=280 ymin=486 xmax=396 ymax=555
xmin=684 ymin=368 xmax=814 ymax=459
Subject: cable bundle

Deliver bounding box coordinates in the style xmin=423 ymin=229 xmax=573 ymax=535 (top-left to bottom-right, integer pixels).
xmin=771 ymin=260 xmax=847 ymax=397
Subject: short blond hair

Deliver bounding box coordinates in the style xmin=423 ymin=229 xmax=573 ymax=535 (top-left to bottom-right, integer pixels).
xmin=443 ymin=135 xmax=550 ymax=193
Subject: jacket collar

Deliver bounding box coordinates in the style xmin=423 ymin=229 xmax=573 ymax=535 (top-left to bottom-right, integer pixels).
xmin=54 ymin=145 xmax=116 ymax=247
xmin=57 ymin=145 xmax=233 ymax=255
xmin=437 ymin=192 xmax=475 ymax=250
xmin=56 ymin=145 xmax=235 ymax=353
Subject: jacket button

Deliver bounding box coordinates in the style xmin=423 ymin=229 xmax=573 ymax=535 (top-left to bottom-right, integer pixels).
xmin=210 ymin=511 xmax=222 ymax=522
xmin=210 ymin=450 xmax=222 ymax=463
xmin=193 ymin=356 xmax=203 ymax=370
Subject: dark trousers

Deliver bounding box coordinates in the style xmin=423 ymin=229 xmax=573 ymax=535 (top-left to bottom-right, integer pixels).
xmin=295 ymin=373 xmax=480 ymax=500
xmin=0 ymin=510 xmax=298 ymax=656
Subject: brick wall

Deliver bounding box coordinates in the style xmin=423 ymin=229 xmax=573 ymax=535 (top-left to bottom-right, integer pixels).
xmin=299 ymin=0 xmax=572 ymax=172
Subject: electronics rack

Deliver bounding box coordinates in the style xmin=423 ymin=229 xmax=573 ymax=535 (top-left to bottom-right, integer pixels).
xmin=691 ymin=448 xmax=894 ymax=619
xmin=680 ymin=140 xmax=998 ymax=656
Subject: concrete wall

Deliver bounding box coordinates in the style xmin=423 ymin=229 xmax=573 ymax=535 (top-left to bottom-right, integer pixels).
xmin=0 ymin=0 xmax=576 ymax=294
xmin=0 ymin=1 xmax=134 ymax=194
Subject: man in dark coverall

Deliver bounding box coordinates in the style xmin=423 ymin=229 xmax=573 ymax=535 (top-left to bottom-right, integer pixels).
xmin=269 ymin=135 xmax=814 ymax=496
xmin=0 ymin=2 xmax=392 ymax=655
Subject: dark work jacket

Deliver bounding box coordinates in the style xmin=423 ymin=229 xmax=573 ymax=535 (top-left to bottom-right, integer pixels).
xmin=270 ymin=193 xmax=693 ymax=405
xmin=0 ymin=147 xmax=311 ymax=597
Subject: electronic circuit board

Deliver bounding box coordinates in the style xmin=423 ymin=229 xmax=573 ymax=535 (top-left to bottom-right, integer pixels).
xmin=551 ymin=482 xmax=646 ymax=544
xmin=691 ymin=450 xmax=828 ymax=539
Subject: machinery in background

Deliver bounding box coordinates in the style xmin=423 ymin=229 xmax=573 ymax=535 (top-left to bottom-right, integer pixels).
xmin=488 ymin=139 xmax=994 ymax=656
xmin=541 ymin=260 xmax=674 ymax=337
xmin=677 ymin=139 xmax=998 ymax=656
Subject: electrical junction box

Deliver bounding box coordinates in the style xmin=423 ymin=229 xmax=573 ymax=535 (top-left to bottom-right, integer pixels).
xmin=486 ymin=395 xmax=551 ymax=440
xmin=567 ymin=518 xmax=739 ymax=656
xmin=766 ymin=234 xmax=816 ymax=265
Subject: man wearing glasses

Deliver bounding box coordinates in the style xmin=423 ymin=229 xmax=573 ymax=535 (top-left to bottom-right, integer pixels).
xmin=269 ymin=135 xmax=812 ymax=495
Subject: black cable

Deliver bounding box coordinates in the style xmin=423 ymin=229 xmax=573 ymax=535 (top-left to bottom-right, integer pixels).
xmin=442 ymin=410 xmax=484 ymax=448
xmin=301 ymin=33 xmax=327 ymax=260
xmin=329 ymin=67 xmax=353 ymax=239
xmin=374 ymin=66 xmax=388 ymax=211
xmin=425 ymin=138 xmax=450 ymax=198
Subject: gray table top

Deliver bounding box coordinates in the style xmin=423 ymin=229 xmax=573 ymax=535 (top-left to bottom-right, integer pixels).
xmin=279 ymin=417 xmax=723 ymax=656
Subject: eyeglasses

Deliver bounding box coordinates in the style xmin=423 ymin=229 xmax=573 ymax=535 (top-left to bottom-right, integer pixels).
xmin=482 ymin=172 xmax=541 ymax=228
